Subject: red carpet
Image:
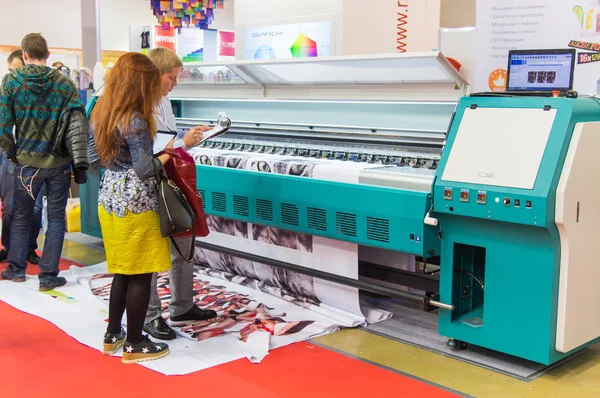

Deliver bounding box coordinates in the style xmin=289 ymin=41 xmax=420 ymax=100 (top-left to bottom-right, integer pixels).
xmin=0 ymin=258 xmax=459 ymax=398
xmin=0 ymin=251 xmax=77 ymax=275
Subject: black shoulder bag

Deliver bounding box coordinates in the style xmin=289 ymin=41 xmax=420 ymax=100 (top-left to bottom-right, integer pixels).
xmin=153 ymin=159 xmax=196 ymax=261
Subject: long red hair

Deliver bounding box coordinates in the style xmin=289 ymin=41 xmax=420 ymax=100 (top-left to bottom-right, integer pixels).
xmin=91 ymin=52 xmax=162 ymax=164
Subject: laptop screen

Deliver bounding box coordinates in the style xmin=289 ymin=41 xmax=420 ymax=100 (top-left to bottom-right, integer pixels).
xmin=506 ymin=49 xmax=575 ymax=91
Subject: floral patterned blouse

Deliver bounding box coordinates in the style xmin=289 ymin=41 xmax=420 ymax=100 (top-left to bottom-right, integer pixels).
xmin=88 ymin=116 xmax=159 ymax=180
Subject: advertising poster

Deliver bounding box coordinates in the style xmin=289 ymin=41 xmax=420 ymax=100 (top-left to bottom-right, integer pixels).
xmin=243 ymin=21 xmax=332 ymax=60
xmin=129 ymin=25 xmax=152 ymax=54
xmin=178 ymin=27 xmax=205 ymax=62
xmin=153 ymin=24 xmax=177 ymax=52
xmin=219 ymin=30 xmax=236 ymax=58
xmin=475 ymin=0 xmax=600 ymax=94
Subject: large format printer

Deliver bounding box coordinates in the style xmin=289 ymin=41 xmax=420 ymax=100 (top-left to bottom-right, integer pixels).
xmin=81 ymin=52 xmax=600 ymax=365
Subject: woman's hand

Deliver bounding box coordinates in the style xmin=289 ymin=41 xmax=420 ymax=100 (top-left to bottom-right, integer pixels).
xmin=165 ymin=137 xmax=175 ymax=150
xmin=157 ymin=153 xmax=170 ymax=164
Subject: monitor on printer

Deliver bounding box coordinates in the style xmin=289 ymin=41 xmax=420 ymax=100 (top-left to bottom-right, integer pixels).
xmin=505 ymin=48 xmax=576 ymax=92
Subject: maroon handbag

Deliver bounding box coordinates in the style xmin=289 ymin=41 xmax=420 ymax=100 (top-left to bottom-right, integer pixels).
xmin=161 ymin=147 xmax=210 ymax=238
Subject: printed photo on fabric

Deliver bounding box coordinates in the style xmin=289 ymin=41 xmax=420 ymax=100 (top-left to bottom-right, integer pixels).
xmin=89 ymin=268 xmax=320 ymax=343
xmin=192 ymin=150 xmax=323 ymax=306
xmin=208 ymin=215 xmax=248 ymax=238
xmin=249 ymin=158 xmax=319 ymax=177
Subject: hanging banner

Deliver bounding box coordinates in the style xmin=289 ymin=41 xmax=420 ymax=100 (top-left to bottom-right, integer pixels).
xmin=129 ymin=25 xmax=152 ymax=54
xmin=178 ymin=28 xmax=205 ymax=62
xmin=219 ymin=31 xmax=236 ymax=57
xmin=243 ymin=22 xmax=333 ymax=60
xmin=154 ymin=24 xmax=177 ymax=52
xmin=475 ymin=0 xmax=600 ymax=94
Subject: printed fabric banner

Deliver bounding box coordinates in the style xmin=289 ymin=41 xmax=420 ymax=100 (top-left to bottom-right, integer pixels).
xmin=475 ymin=0 xmax=600 ymax=94
xmin=190 ymin=147 xmax=406 ymax=324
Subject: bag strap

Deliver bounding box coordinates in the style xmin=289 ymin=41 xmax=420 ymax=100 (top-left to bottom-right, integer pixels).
xmin=152 ymin=158 xmax=168 ymax=182
xmin=169 ymin=225 xmax=196 ymax=262
xmin=172 ymin=194 xmax=196 ymax=262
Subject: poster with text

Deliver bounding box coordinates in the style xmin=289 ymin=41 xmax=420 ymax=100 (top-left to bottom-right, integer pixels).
xmin=219 ymin=30 xmax=236 ymax=59
xmin=154 ymin=25 xmax=177 ymax=52
xmin=178 ymin=28 xmax=205 ymax=62
xmin=476 ymin=0 xmax=600 ymax=94
xmin=243 ymin=21 xmax=332 ymax=60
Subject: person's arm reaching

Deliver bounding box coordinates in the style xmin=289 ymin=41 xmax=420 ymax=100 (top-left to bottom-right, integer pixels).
xmin=171 ymin=125 xmax=211 ymax=150
xmin=157 ymin=97 xmax=210 ymax=150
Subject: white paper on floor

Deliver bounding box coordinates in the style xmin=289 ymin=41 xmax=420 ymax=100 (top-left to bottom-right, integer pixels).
xmin=0 ymin=262 xmax=363 ymax=376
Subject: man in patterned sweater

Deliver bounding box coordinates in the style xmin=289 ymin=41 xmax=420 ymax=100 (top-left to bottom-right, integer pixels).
xmin=0 ymin=49 xmax=44 ymax=266
xmin=0 ymin=33 xmax=88 ymax=291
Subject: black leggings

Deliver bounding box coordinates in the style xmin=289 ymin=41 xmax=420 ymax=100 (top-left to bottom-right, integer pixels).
xmin=107 ymin=273 xmax=153 ymax=344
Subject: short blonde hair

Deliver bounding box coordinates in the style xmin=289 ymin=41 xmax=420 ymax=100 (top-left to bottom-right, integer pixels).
xmin=147 ymin=47 xmax=183 ymax=74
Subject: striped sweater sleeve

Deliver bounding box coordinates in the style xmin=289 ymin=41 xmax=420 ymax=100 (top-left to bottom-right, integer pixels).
xmin=0 ymin=75 xmax=16 ymax=155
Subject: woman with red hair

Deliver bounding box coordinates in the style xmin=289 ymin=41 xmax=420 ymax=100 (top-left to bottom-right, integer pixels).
xmin=88 ymin=52 xmax=172 ymax=364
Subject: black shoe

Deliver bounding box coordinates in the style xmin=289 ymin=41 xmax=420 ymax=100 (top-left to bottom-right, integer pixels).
xmin=1 ymin=269 xmax=25 ymax=283
xmin=143 ymin=317 xmax=176 ymax=340
xmin=103 ymin=328 xmax=126 ymax=355
xmin=27 ymin=251 xmax=40 ymax=265
xmin=0 ymin=249 xmax=7 ymax=263
xmin=39 ymin=276 xmax=67 ymax=292
xmin=170 ymin=305 xmax=217 ymax=322
xmin=122 ymin=335 xmax=169 ymax=364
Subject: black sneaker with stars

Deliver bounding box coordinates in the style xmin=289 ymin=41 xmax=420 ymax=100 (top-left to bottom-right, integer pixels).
xmin=103 ymin=328 xmax=126 ymax=355
xmin=122 ymin=335 xmax=169 ymax=364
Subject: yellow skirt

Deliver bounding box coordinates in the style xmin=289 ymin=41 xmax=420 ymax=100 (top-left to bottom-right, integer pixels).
xmin=98 ymin=169 xmax=171 ymax=275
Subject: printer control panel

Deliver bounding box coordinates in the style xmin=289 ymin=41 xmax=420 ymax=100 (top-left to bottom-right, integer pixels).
xmin=436 ymin=185 xmax=544 ymax=226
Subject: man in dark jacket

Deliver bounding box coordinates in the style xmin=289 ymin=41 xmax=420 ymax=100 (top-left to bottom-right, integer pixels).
xmin=0 ymin=33 xmax=88 ymax=291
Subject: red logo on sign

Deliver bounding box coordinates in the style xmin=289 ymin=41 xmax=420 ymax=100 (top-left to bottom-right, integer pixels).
xmin=154 ymin=25 xmax=176 ymax=52
xmin=219 ymin=31 xmax=235 ymax=57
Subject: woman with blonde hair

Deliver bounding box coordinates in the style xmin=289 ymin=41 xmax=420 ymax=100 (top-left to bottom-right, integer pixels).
xmin=88 ymin=52 xmax=172 ymax=364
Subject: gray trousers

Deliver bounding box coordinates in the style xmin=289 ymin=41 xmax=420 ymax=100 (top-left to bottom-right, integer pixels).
xmin=145 ymin=237 xmax=194 ymax=323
